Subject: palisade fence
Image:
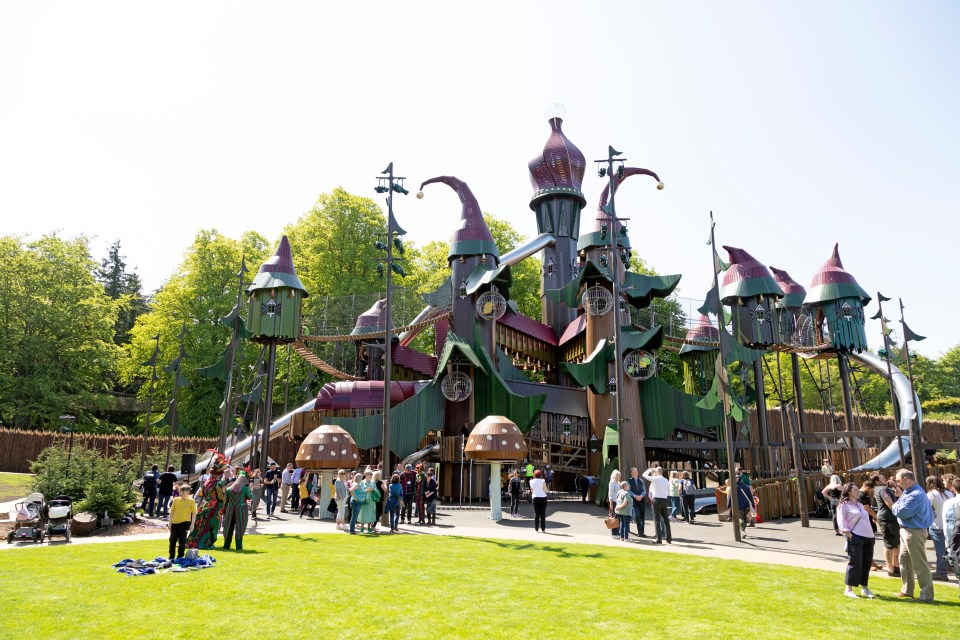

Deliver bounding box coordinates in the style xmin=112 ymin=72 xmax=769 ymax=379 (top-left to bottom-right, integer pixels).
xmin=0 ymin=429 xmax=218 ymax=474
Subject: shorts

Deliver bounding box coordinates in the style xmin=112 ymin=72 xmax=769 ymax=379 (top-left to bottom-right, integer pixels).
xmin=877 ymin=520 xmax=900 ymax=549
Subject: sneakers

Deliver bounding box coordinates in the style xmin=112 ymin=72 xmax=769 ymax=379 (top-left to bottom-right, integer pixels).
xmin=860 ymin=589 xmax=876 ymax=599
xmin=844 ymin=589 xmax=859 ymax=599
xmin=896 ymin=592 xmax=914 ymax=599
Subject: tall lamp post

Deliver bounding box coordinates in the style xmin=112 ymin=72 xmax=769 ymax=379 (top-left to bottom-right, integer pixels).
xmin=59 ymin=414 xmax=76 ymax=487
xmin=373 ymin=162 xmax=408 ymax=496
xmin=594 ymin=146 xmax=627 ymax=469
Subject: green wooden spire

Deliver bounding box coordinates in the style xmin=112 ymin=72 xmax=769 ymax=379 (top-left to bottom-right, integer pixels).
xmin=246 ymin=236 xmax=308 ymax=343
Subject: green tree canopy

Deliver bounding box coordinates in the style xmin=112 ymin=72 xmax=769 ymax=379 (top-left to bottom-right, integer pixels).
xmin=122 ymin=229 xmax=269 ymax=437
xmin=0 ymin=234 xmax=122 ymax=429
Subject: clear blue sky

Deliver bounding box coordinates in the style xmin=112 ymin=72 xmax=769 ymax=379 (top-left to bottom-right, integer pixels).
xmin=1 ymin=2 xmax=957 ymax=357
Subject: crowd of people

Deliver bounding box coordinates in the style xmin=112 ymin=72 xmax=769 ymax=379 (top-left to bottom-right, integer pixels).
xmin=141 ymin=454 xmax=960 ymax=602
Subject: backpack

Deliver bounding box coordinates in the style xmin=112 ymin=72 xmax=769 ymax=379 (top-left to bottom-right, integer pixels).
xmin=143 ymin=471 xmax=157 ymax=491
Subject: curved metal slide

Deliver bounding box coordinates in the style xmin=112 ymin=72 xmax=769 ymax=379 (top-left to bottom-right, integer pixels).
xmin=847 ymin=350 xmax=921 ymax=471
xmin=194 ymin=398 xmax=317 ymax=474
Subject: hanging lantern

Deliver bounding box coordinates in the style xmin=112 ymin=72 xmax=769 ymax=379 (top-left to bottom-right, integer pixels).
xmin=583 ymin=285 xmax=613 ymax=316
xmin=441 ymin=370 xmax=473 ymax=402
xmin=624 ymin=349 xmax=657 ymax=381
xmin=476 ymin=287 xmax=507 ymax=321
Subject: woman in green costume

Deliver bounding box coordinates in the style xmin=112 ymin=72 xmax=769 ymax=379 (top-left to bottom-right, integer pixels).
xmin=358 ymin=469 xmax=379 ymax=532
xmin=187 ymin=452 xmax=227 ymax=550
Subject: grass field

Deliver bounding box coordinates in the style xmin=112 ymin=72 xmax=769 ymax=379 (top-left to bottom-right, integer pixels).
xmin=0 ymin=472 xmax=34 ymax=503
xmin=1 ymin=533 xmax=957 ymax=639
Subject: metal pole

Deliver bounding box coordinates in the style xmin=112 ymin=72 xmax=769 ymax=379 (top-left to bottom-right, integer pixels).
xmin=837 ymin=354 xmax=859 ymax=468
xmin=283 ymin=343 xmax=291 ymax=415
xmin=259 ymin=341 xmax=278 ymax=477
xmin=380 ymin=163 xmax=397 ymax=526
xmin=877 ymin=295 xmax=906 ymax=467
xmin=708 ymin=212 xmax=740 ymax=542
xmin=754 ymin=358 xmax=774 ymax=478
xmin=786 ymin=403 xmax=809 ymax=527
xmin=601 ymin=147 xmax=632 ymax=472
xmin=898 ymin=299 xmax=924 ymax=481
xmin=138 ymin=335 xmax=160 ymax=478
xmin=790 ymin=353 xmax=809 ymax=470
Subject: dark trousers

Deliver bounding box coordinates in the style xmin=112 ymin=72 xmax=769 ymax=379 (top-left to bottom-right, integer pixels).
xmin=532 ymin=497 xmax=547 ymax=531
xmin=169 ymin=521 xmax=190 ymax=559
xmin=510 ymin=492 xmax=521 ymax=515
xmin=652 ymin=498 xmax=672 ymax=542
xmin=845 ymin=533 xmax=875 ymax=587
xmin=157 ymin=493 xmax=172 ymax=518
xmin=633 ymin=500 xmax=646 ymax=536
xmin=581 ymin=483 xmax=589 ymax=502
xmin=682 ymin=495 xmax=696 ymax=522
xmin=223 ymin=518 xmax=243 ymax=550
xmin=299 ymin=497 xmax=317 ymax=517
xmin=141 ymin=489 xmax=157 ymax=516
xmin=264 ymin=486 xmax=278 ymax=515
xmin=401 ymin=492 xmax=414 ymax=522
xmin=291 ymin=487 xmax=300 ymax=510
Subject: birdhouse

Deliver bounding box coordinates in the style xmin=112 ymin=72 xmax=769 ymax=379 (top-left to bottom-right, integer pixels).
xmin=719 ymin=246 xmax=784 ymax=348
xmin=247 ymin=236 xmax=308 ymax=343
xmin=803 ymin=244 xmax=871 ymax=353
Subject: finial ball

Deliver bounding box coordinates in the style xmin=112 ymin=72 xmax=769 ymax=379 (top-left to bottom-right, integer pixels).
xmin=657 ymin=182 xmax=665 ymax=191
xmin=416 ymin=191 xmax=424 ymax=199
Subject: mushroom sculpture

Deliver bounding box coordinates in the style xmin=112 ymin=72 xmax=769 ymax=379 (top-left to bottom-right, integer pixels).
xmin=295 ymin=423 xmax=360 ymax=521
xmin=464 ymin=415 xmax=528 ymax=522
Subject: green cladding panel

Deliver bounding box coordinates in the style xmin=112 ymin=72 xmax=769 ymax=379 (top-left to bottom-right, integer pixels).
xmin=820 ymin=297 xmax=869 ymax=353
xmin=639 ymin=376 xmax=724 ymax=440
xmin=247 ymin=288 xmax=303 ymax=342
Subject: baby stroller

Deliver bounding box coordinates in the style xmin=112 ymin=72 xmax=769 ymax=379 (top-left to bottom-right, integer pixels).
xmin=811 ymin=490 xmax=831 ymax=519
xmin=7 ymin=492 xmax=46 ymax=544
xmin=45 ymin=495 xmax=72 ymax=542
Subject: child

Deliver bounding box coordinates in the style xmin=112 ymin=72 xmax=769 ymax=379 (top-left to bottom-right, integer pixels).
xmin=169 ymin=484 xmax=197 ymax=560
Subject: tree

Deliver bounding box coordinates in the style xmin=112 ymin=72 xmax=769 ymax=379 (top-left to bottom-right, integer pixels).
xmin=121 ymin=229 xmax=270 ymax=437
xmin=629 ymin=256 xmax=686 ymax=389
xmin=0 ymin=234 xmax=122 ymax=429
xmin=484 ymin=214 xmax=541 ymax=320
xmin=97 ymin=240 xmax=149 ymax=345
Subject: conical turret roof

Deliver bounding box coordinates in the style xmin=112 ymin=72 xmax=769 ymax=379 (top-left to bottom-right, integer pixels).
xmin=718 ymin=246 xmax=783 ymax=303
xmin=528 ymin=117 xmax=587 ymax=207
xmin=247 ymin=235 xmax=308 ymax=295
xmin=769 ymin=266 xmax=807 ymax=309
xmin=803 ymin=244 xmax=871 ymax=306
xmin=679 ymin=314 xmax=720 ymax=356
xmin=350 ymin=299 xmax=386 ymax=337
xmin=419 ymin=176 xmax=499 ymax=264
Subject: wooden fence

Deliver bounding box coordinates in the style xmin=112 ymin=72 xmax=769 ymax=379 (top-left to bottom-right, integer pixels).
xmin=0 ymin=429 xmax=218 ymax=474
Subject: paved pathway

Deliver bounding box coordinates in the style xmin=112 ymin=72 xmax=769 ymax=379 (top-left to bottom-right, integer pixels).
xmin=6 ymin=498 xmax=954 ymax=583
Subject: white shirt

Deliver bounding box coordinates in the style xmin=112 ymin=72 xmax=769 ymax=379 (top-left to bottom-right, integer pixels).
xmin=608 ymin=479 xmax=621 ymax=502
xmin=927 ymin=490 xmax=948 ymax=531
xmin=642 ymin=470 xmax=670 ymax=500
xmin=941 ymin=494 xmax=960 ymax=537
xmin=530 ymin=478 xmax=548 ymax=498
xmin=281 ymin=469 xmax=293 ymax=484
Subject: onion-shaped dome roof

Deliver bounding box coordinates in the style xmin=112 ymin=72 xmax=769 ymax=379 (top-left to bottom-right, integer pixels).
xmin=803 ymin=244 xmax=871 ymax=306
xmin=719 ymin=246 xmax=783 ymax=304
xmin=464 ymin=415 xmax=528 ymax=463
xmin=528 ymin=117 xmax=586 ymax=207
xmin=295 ymin=423 xmax=359 ymax=470
xmin=769 ymin=267 xmax=807 ymax=309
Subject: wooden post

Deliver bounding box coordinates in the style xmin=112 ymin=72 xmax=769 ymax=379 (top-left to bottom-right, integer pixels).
xmin=786 ymin=402 xmax=809 ymax=527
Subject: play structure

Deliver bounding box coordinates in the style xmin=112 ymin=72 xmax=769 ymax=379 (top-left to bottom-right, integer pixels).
xmin=192 ymin=109 xmax=945 ymax=520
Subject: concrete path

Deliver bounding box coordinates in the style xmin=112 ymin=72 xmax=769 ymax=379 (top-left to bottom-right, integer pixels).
xmin=6 ymin=498 xmax=953 ymax=583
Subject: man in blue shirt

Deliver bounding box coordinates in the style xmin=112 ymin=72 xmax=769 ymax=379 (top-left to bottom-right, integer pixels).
xmin=883 ymin=469 xmax=934 ymax=602
xmin=627 ymin=467 xmax=647 ymax=538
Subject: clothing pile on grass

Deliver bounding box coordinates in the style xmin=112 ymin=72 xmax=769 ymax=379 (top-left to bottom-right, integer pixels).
xmin=113 ymin=554 xmax=216 ymax=576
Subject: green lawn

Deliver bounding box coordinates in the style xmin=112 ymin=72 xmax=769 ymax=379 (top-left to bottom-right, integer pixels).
xmin=0 ymin=472 xmax=34 ymax=503
xmin=1 ymin=534 xmax=957 ymax=639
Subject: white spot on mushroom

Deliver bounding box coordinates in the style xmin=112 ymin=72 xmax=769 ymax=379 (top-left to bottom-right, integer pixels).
xmin=317 ymin=445 xmax=324 ymax=451
xmin=514 ymin=443 xmax=521 ymax=449
xmin=332 ymin=436 xmax=339 ymax=442
xmin=501 ymin=440 xmax=507 ymax=446
xmin=486 ymin=435 xmax=493 ymax=440
xmin=353 ymin=453 xmax=358 ymax=459
xmin=341 ymin=449 xmax=347 ymax=455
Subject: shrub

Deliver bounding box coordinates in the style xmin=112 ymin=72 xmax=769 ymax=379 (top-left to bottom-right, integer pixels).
xmin=30 ymin=445 xmax=138 ymax=518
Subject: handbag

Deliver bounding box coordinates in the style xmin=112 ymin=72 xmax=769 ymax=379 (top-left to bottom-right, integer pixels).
xmin=326 ymin=498 xmax=338 ymax=513
xmin=604 ymin=516 xmax=619 ymax=530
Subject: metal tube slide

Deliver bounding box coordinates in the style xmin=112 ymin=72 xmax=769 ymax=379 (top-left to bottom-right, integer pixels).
xmin=193 ymin=398 xmax=317 ymax=474
xmin=848 ymin=350 xmax=922 ymax=471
